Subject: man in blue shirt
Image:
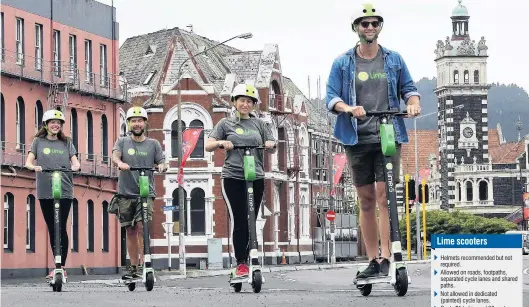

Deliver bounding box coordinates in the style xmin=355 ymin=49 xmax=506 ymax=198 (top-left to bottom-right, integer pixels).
xmin=325 ymin=3 xmax=421 ymax=279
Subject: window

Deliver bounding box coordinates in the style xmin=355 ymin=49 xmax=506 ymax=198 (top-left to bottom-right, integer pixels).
xmin=1 ymin=94 xmax=5 ymax=149
xmin=190 ymin=188 xmax=205 ymax=235
xmin=3 ymin=193 xmax=14 ymax=251
xmin=53 ymin=30 xmax=61 ymax=77
xmin=34 ymin=24 xmax=42 ymax=70
xmin=288 ymin=186 xmax=295 ymax=240
xmin=87 ymin=200 xmax=94 ymax=252
xmin=102 ymin=201 xmax=109 ymax=252
xmin=172 ymin=189 xmax=188 ymax=235
xmin=86 ymin=111 xmax=93 ymax=161
xmin=171 ymin=120 xmax=186 ymax=158
xmin=16 ymin=97 xmax=26 ymax=150
xmin=474 ymin=70 xmax=479 ymax=84
xmin=35 ymin=100 xmax=43 ymax=131
xmin=99 ymin=44 xmax=107 ymax=87
xmin=463 ymin=70 xmax=469 ymax=84
xmin=120 ymin=112 xmax=127 ymax=137
xmin=453 ymin=70 xmax=459 ymax=84
xmin=84 ymin=40 xmax=92 ymax=84
xmin=71 ymin=199 xmax=78 ymax=252
xmin=26 ymin=195 xmax=35 ymax=251
xmin=1 ymin=13 xmax=4 ymax=61
xmin=101 ymin=114 xmax=108 ymax=163
xmin=143 ymin=70 xmax=156 ymax=85
xmin=70 ymin=108 xmax=78 ymax=152
xmin=69 ymin=35 xmax=77 ymax=82
xmin=16 ymin=18 xmax=24 ymax=64
xmin=189 ymin=120 xmax=204 ymax=158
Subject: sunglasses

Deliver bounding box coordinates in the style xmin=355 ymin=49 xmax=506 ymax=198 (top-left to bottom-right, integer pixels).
xmin=360 ymin=20 xmax=380 ymax=28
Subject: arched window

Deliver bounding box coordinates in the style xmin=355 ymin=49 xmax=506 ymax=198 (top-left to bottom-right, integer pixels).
xmin=171 ymin=120 xmax=186 ymax=158
xmin=189 ymin=119 xmax=204 ymax=158
xmin=26 ymin=195 xmax=36 ymax=251
xmin=87 ymin=200 xmax=94 ymax=252
xmin=86 ymin=111 xmax=94 ymax=161
xmin=466 ymin=181 xmax=473 ymax=201
xmin=70 ymin=108 xmax=78 ymax=151
xmin=35 ymin=100 xmax=43 ymax=132
xmin=453 ymin=70 xmax=459 ymax=84
xmin=474 ymin=70 xmax=479 ymax=83
xmin=16 ymin=97 xmax=25 ymax=151
xmin=101 ymin=114 xmax=108 ymax=163
xmin=3 ymin=193 xmax=14 ymax=251
xmin=172 ymin=189 xmax=188 ymax=235
xmin=190 ymin=188 xmax=205 ymax=235
xmin=102 ymin=201 xmax=109 ymax=251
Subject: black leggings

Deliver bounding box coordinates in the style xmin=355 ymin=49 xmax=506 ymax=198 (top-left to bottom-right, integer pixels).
xmin=221 ymin=178 xmax=264 ymax=264
xmin=39 ymin=199 xmax=72 ymax=267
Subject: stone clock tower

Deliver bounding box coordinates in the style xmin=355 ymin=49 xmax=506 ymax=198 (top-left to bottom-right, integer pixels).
xmin=433 ymin=0 xmax=490 ymax=209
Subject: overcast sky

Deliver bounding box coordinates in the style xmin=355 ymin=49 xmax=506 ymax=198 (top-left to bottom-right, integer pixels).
xmin=98 ymin=0 xmax=529 ymax=99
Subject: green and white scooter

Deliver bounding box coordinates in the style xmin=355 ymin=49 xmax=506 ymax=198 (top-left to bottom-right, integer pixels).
xmin=351 ymin=109 xmax=412 ymax=297
xmin=220 ymin=144 xmax=273 ymax=293
xmin=121 ymin=167 xmax=157 ymax=292
xmin=42 ymin=167 xmax=75 ymax=292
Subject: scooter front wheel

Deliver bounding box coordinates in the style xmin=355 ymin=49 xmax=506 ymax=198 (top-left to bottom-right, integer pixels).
xmin=232 ymin=282 xmax=242 ymax=292
xmin=127 ymin=282 xmax=136 ymax=291
xmin=53 ymin=274 xmax=63 ymax=292
xmin=394 ymin=268 xmax=408 ymax=296
xmin=145 ymin=272 xmax=155 ymax=291
xmin=252 ymin=271 xmax=262 ymax=293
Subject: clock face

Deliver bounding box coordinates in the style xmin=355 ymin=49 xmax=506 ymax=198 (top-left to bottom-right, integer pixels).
xmin=463 ymin=127 xmax=473 ymax=138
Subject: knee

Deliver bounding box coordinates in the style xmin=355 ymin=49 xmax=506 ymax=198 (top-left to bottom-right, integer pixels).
xmin=358 ymin=195 xmax=376 ymax=213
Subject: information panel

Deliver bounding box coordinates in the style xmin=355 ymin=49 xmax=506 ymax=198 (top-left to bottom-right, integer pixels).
xmin=431 ymin=234 xmax=522 ymax=307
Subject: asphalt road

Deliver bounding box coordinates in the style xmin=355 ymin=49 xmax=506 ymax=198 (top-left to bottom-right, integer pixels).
xmin=3 ymin=259 xmax=529 ymax=307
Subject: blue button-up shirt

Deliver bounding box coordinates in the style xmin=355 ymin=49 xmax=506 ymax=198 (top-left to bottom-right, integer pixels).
xmin=325 ymin=45 xmax=421 ymax=145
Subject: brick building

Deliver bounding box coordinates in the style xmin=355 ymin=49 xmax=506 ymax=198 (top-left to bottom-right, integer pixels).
xmin=1 ymin=0 xmax=128 ymax=278
xmin=399 ymin=1 xmax=528 ymax=224
xmin=119 ymin=28 xmax=355 ymax=268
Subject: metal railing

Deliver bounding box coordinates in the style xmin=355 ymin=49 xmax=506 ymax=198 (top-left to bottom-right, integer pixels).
xmin=1 ymin=49 xmax=128 ymax=101
xmin=0 ymin=141 xmax=119 ymax=178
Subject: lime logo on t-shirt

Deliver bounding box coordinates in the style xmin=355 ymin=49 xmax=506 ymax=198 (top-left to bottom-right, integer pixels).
xmin=235 ymin=128 xmax=244 ymax=135
xmin=127 ymin=148 xmax=148 ymax=156
xmin=43 ymin=147 xmax=64 ymax=155
xmin=358 ymin=72 xmax=369 ymax=81
xmin=234 ymin=127 xmax=260 ymax=136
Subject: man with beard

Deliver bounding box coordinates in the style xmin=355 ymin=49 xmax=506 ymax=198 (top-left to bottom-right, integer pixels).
xmin=111 ymin=106 xmax=167 ymax=279
xmin=325 ymin=3 xmax=421 ymax=279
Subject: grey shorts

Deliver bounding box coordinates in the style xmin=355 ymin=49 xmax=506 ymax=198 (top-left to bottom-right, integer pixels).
xmin=344 ymin=143 xmax=401 ymax=187
xmin=116 ymin=195 xmax=154 ymax=227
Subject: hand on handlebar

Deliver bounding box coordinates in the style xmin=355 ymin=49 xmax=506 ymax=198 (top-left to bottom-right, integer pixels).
xmin=118 ymin=162 xmax=130 ymax=170
xmin=346 ymin=106 xmax=366 ymax=118
xmin=218 ymin=141 xmax=234 ymax=151
xmin=406 ymin=103 xmax=421 ymax=118
xmin=33 ymin=165 xmax=43 ymax=172
xmin=264 ymin=141 xmax=276 ymax=150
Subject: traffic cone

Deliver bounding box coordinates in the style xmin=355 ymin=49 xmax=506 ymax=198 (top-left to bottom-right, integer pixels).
xmin=281 ymin=250 xmax=287 ymax=265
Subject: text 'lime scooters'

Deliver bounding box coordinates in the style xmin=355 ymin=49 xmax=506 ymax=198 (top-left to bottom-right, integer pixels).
xmin=220 ymin=144 xmax=274 ymax=293
xmin=42 ymin=167 xmax=76 ymax=292
xmin=120 ymin=167 xmax=157 ymax=292
xmin=351 ymin=109 xmax=412 ymax=297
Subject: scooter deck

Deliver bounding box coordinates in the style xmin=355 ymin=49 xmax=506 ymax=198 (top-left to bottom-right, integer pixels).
xmin=353 ymin=262 xmax=412 ymax=285
xmin=120 ymin=277 xmax=142 ymax=284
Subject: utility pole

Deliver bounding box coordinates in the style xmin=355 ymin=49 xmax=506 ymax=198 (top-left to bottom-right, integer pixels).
xmin=328 ymin=109 xmax=335 ymax=266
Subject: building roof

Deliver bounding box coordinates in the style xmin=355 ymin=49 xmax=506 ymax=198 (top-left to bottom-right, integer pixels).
xmin=489 ymin=138 xmax=526 ymax=164
xmin=119 ymin=27 xmax=329 ymax=131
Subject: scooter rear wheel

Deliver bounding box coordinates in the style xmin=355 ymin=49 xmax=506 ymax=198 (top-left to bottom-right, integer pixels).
xmin=252 ymin=271 xmax=262 ymax=293
xmin=145 ymin=272 xmax=154 ymax=291
xmin=394 ymin=268 xmax=408 ymax=296
xmin=53 ymin=274 xmax=63 ymax=292
xmin=127 ymin=282 xmax=136 ymax=291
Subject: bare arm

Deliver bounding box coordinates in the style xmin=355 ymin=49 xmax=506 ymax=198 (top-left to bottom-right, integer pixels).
xmin=205 ymin=137 xmax=223 ymax=152
xmin=112 ymin=150 xmax=123 ymax=167
xmin=25 ymin=152 xmax=37 ymax=170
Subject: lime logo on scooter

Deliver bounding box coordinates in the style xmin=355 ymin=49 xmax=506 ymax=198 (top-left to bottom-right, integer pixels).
xmin=43 ymin=147 xmax=64 ymax=155
xmin=236 ymin=128 xmax=244 ymax=135
xmin=248 ymin=187 xmax=253 ymax=193
xmin=127 ymin=148 xmax=148 ymax=156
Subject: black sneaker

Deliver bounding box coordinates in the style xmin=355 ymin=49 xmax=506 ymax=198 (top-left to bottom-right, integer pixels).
xmin=357 ymin=258 xmax=380 ymax=279
xmin=122 ymin=265 xmax=137 ymax=280
xmin=379 ymin=258 xmax=390 ymax=276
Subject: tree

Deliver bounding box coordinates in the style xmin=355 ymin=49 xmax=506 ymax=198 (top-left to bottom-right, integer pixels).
xmin=398 ymin=209 xmax=518 ymax=248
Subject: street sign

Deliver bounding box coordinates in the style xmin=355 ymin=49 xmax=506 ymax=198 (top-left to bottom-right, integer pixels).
xmin=163 ymin=205 xmax=178 ymax=211
xmin=326 ymin=210 xmax=336 ymax=221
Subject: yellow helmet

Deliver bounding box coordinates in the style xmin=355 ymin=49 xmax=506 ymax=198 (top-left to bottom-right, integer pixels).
xmin=42 ymin=109 xmax=65 ymax=124
xmin=351 ymin=3 xmax=384 ymax=33
xmin=126 ymin=106 xmax=148 ymax=121
xmin=230 ymin=83 xmax=260 ymax=104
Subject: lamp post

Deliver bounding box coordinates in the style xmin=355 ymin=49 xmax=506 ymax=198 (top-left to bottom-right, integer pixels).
xmin=518 ymin=154 xmax=527 ymax=231
xmin=171 ymin=32 xmax=252 ymax=277
xmin=413 ymin=104 xmax=463 ymax=259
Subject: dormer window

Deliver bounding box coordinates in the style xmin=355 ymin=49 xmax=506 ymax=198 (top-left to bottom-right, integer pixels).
xmin=145 ymin=45 xmax=156 ymax=56
xmin=143 ymin=70 xmax=156 ymax=85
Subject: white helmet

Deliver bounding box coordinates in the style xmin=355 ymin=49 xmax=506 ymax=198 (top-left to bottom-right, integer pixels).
xmin=42 ymin=109 xmax=65 ymax=124
xmin=351 ymin=3 xmax=384 ymax=33
xmin=126 ymin=106 xmax=148 ymax=121
xmin=230 ymin=83 xmax=260 ymax=104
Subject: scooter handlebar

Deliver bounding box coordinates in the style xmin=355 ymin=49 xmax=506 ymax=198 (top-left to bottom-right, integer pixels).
xmin=128 ymin=167 xmax=158 ymax=172
xmin=365 ymin=110 xmax=408 ymax=117
xmin=218 ymin=144 xmax=276 ymax=150
xmin=41 ymin=167 xmax=76 ymax=173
